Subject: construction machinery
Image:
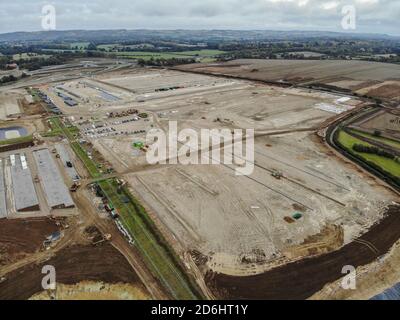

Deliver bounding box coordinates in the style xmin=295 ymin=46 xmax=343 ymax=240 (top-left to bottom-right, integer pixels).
xmin=70 ymin=181 xmax=81 ymax=192
xmin=271 ymin=170 xmax=283 ymax=180
xmin=92 ymin=233 xmax=112 ymax=246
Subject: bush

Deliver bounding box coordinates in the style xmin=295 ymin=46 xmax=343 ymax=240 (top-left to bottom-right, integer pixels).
xmin=373 ymin=130 xmax=382 ymax=137
xmin=352 ymin=144 xmax=395 ymax=159
xmin=0 ymin=74 xmax=17 ymax=84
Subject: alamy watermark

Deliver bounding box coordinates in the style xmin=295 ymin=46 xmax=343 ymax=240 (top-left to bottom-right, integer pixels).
xmin=341 ymin=5 xmax=357 ymax=30
xmin=41 ymin=4 xmax=57 ymax=31
xmin=41 ymin=265 xmax=56 ymax=290
xmin=341 ymin=265 xmax=357 ymax=290
xmin=146 ymin=121 xmax=255 ymax=176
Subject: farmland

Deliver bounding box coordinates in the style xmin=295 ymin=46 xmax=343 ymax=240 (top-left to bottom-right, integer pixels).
xmin=176 ymin=59 xmax=400 ymax=101
xmin=337 ymin=130 xmax=400 ymax=177
xmin=113 ymin=49 xmax=225 ymax=62
xmin=348 ymin=129 xmax=400 ymax=150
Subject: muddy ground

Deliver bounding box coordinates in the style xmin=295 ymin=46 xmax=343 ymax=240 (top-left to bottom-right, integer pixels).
xmin=0 ymin=218 xmax=59 ymax=266
xmin=204 ymin=205 xmax=400 ymax=300
xmin=176 ymin=59 xmax=400 ymax=101
xmin=0 ymin=243 xmax=150 ymax=300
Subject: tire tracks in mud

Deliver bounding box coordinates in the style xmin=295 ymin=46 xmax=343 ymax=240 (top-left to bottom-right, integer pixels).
xmin=205 ymin=204 xmax=400 ymax=300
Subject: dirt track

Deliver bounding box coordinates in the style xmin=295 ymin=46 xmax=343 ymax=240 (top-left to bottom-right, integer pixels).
xmin=205 ymin=205 xmax=400 ymax=300
xmin=0 ymin=244 xmax=149 ymax=300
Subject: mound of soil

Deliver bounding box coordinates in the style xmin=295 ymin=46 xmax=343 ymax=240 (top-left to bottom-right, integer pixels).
xmin=0 ymin=244 xmax=147 ymax=300
xmin=205 ymin=205 xmax=400 ymax=300
xmin=0 ymin=218 xmax=58 ymax=266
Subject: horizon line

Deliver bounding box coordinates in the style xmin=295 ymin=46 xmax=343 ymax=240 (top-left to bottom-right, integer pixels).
xmin=1 ymin=28 xmax=399 ymax=38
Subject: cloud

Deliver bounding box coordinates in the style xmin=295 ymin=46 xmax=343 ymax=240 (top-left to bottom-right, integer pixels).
xmin=0 ymin=0 xmax=398 ymax=35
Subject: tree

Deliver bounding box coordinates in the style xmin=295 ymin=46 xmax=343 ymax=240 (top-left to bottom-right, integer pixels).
xmin=87 ymin=43 xmax=97 ymax=51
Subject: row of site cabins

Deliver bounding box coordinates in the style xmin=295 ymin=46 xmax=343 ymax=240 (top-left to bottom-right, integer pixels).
xmin=92 ymin=183 xmax=134 ymax=245
xmin=36 ymin=90 xmax=63 ymax=115
xmin=103 ymin=196 xmax=134 ymax=246
xmin=93 ymin=183 xmax=118 ymax=218
xmin=56 ymin=92 xmax=78 ymax=107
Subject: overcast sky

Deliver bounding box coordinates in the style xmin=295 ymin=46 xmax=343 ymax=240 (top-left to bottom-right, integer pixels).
xmin=0 ymin=0 xmax=399 ymax=35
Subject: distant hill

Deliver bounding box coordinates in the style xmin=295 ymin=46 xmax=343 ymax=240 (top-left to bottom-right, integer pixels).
xmin=0 ymin=29 xmax=398 ymax=43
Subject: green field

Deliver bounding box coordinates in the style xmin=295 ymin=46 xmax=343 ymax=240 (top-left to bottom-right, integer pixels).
xmin=348 ymin=128 xmax=400 ymax=150
xmin=71 ymin=141 xmax=102 ymax=178
xmin=97 ymin=44 xmax=155 ymax=51
xmin=41 ymin=45 xmax=225 ymax=62
xmin=43 ymin=118 xmax=79 ymax=138
xmin=45 ymin=117 xmax=78 ymax=139
xmin=171 ymin=49 xmax=225 ymax=57
xmin=0 ymin=135 xmax=33 ymax=146
xmin=114 ymin=49 xmax=225 ymax=62
xmin=338 ymin=130 xmax=400 ymax=177
xmin=52 ymin=116 xmax=201 ymax=299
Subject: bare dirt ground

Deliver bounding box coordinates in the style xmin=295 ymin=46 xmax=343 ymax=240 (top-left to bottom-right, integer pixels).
xmin=4 ymin=61 xmax=399 ymax=300
xmin=39 ymin=66 xmax=398 ymax=299
xmin=126 ymin=130 xmax=396 ymax=277
xmin=0 ymin=61 xmax=172 ymax=300
xmin=357 ymin=81 xmax=400 ymax=102
xmin=0 ymin=244 xmax=150 ymax=300
xmin=20 ymin=99 xmax=47 ymax=117
xmin=0 ymin=218 xmax=58 ymax=266
xmin=0 ymin=90 xmax=23 ymax=120
xmin=353 ymin=110 xmax=400 ymax=139
xmin=311 ymin=239 xmax=400 ymax=300
xmin=204 ymin=204 xmax=400 ymax=300
xmin=176 ymin=59 xmax=400 ymax=100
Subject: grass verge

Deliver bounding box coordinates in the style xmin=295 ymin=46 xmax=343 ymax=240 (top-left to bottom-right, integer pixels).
xmin=348 ymin=128 xmax=400 ymax=150
xmin=0 ymin=135 xmax=33 ymax=146
xmin=98 ymin=179 xmax=201 ymax=299
xmin=338 ymin=130 xmax=400 ymax=177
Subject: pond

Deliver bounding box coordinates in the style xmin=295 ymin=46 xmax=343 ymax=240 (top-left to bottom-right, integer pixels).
xmin=0 ymin=126 xmax=28 ymax=141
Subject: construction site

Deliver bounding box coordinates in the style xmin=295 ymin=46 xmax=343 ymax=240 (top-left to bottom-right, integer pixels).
xmin=0 ymin=58 xmax=399 ymax=300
